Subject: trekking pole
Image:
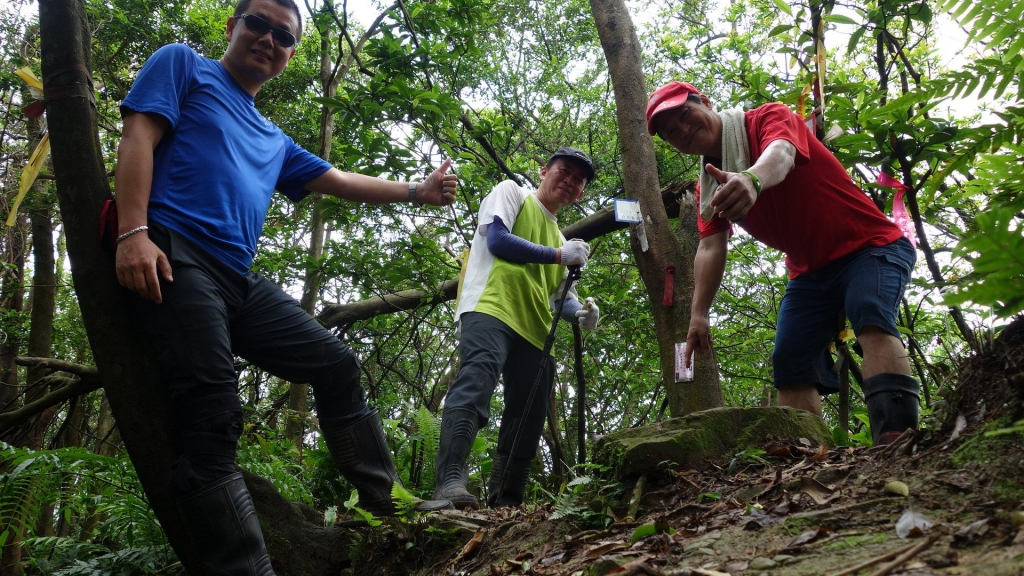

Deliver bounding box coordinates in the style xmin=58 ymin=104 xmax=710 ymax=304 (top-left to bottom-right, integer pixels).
xmin=498 ymin=264 xmax=582 ymax=498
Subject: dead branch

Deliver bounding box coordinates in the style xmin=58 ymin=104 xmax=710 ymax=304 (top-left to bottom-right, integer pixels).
xmin=0 ymin=373 xmax=101 ymax=434
xmin=16 ymin=355 xmax=99 ymax=378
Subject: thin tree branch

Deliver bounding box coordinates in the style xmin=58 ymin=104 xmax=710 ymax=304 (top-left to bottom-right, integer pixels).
xmin=0 ymin=373 xmax=100 ymax=435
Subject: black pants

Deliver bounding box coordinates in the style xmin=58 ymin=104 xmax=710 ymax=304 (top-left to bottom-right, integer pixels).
xmin=444 ymin=312 xmax=554 ymax=459
xmin=131 ymin=224 xmax=368 ymax=494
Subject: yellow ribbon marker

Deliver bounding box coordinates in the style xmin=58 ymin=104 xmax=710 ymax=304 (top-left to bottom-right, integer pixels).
xmin=8 ymin=132 xmax=51 ymax=227
xmin=9 ymin=66 xmax=50 ymax=227
xmin=15 ymin=66 xmax=42 ymax=91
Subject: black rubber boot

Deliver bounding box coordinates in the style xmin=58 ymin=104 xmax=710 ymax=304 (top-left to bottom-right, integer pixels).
xmin=321 ymin=408 xmax=452 ymax=515
xmin=176 ymin=472 xmax=276 ymax=575
xmin=864 ymin=373 xmax=921 ymax=446
xmin=486 ymin=452 xmax=533 ymax=508
xmin=432 ymin=407 xmax=481 ymax=510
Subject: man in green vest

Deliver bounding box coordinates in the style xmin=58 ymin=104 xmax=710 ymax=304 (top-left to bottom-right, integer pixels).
xmin=433 ymin=148 xmax=601 ymax=509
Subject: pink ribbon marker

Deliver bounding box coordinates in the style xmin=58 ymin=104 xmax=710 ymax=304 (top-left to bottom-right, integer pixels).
xmin=876 ymin=173 xmax=918 ymax=249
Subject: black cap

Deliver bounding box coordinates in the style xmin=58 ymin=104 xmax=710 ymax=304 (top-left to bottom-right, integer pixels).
xmin=547 ymin=147 xmax=596 ymax=182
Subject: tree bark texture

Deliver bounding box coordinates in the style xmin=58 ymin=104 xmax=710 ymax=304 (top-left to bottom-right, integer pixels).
xmin=588 ymin=0 xmax=722 ymax=416
xmin=0 ymin=216 xmax=27 ymax=420
xmin=22 ymin=207 xmax=59 ymax=450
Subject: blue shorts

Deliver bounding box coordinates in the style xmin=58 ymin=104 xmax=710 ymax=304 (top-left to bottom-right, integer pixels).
xmin=772 ymin=237 xmax=915 ymax=394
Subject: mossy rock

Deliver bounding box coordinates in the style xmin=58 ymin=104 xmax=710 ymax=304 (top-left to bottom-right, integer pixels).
xmin=591 ymin=407 xmax=831 ymax=480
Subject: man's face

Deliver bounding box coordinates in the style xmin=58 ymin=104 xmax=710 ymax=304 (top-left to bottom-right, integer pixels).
xmin=654 ymin=97 xmax=723 ymax=157
xmin=222 ymin=0 xmax=298 ymax=90
xmin=537 ymin=158 xmax=588 ymax=212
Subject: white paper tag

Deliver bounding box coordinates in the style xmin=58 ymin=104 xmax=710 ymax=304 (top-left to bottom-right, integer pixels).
xmin=614 ymin=198 xmax=642 ymax=223
xmin=675 ymin=342 xmax=694 ymax=382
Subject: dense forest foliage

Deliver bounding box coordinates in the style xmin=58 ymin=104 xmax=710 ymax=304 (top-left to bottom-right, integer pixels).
xmin=0 ymin=0 xmax=1021 ymax=572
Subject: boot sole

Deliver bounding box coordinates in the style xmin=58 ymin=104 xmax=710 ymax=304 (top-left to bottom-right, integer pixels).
xmin=444 ymin=493 xmax=480 ymax=510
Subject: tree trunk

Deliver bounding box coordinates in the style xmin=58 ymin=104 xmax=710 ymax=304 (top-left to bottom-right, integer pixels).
xmin=0 ymin=216 xmax=27 ymax=419
xmin=21 ymin=206 xmax=58 ymax=450
xmin=286 ymin=20 xmax=342 ymax=448
xmin=588 ymin=0 xmax=722 ymax=416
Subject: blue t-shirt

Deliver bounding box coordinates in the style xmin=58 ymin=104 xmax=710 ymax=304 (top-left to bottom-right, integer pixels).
xmin=121 ymin=44 xmax=332 ymax=273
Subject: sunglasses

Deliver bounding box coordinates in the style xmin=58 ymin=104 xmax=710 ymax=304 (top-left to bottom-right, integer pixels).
xmin=234 ymin=14 xmax=296 ymax=48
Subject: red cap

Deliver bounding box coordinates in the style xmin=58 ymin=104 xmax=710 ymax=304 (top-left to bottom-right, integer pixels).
xmin=646 ymin=81 xmax=703 ymax=135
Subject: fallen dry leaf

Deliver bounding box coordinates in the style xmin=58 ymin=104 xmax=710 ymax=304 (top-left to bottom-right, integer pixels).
xmin=539 ymin=552 xmax=564 ymax=567
xmin=584 ymin=541 xmax=627 ymax=559
xmin=606 ymin=554 xmax=654 ymax=574
xmin=811 ymin=444 xmax=829 ymax=462
xmin=953 ymin=518 xmax=991 ymax=545
xmin=799 ymin=476 xmax=837 ymax=505
xmin=452 ymin=529 xmax=486 ymax=564
xmin=784 ymin=525 xmax=833 ymax=550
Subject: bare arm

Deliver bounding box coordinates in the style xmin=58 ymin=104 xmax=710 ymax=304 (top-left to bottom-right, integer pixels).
xmin=114 ymin=111 xmax=172 ymax=303
xmin=707 ymin=139 xmax=797 ymax=222
xmin=305 ymin=158 xmax=458 ymax=206
xmin=684 ymin=231 xmax=728 ymax=366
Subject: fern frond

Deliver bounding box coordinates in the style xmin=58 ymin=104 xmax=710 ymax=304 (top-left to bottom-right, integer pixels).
xmin=549 ymin=492 xmax=587 ymax=521
xmin=923 ymin=109 xmax=1024 ymax=197
xmin=414 ymin=406 xmax=441 ymax=487
xmin=863 ymin=55 xmax=1022 ymax=125
xmin=945 ymin=206 xmax=1024 ymax=318
xmin=964 ymin=143 xmax=1024 ymax=207
xmin=0 ymin=444 xmax=63 ymax=542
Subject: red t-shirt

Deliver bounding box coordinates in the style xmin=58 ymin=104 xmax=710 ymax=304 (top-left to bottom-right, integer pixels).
xmin=697 ymin=103 xmax=904 ymax=279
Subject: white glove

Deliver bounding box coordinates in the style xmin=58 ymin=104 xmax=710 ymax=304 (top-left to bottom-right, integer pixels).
xmin=575 ymin=297 xmax=600 ymax=330
xmin=559 ymin=239 xmax=590 ymax=266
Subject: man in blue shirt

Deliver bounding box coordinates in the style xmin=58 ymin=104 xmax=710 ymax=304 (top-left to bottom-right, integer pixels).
xmin=114 ymin=0 xmax=455 ymax=572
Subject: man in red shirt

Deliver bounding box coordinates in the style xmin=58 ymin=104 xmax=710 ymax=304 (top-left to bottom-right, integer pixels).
xmin=646 ymin=81 xmax=919 ymax=446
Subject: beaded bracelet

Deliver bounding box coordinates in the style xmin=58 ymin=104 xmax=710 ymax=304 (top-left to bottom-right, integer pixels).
xmin=116 ymin=225 xmax=149 ymax=244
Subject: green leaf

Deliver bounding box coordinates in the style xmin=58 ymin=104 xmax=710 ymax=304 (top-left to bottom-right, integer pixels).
xmin=826 ymin=14 xmax=858 ymax=26
xmin=907 ymin=2 xmax=932 ymax=23
xmin=847 ymin=26 xmax=867 ymax=53
xmin=630 ymin=520 xmax=676 ymax=543
xmin=391 ymin=482 xmax=420 ymax=504
xmin=771 ymin=0 xmax=793 ymax=17
xmin=631 ymin=523 xmax=657 ymax=543
xmin=768 ymin=24 xmax=795 ymax=38
xmin=344 ymin=489 xmax=360 ymax=511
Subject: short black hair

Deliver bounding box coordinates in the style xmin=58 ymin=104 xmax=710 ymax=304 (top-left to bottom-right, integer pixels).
xmin=233 ymin=0 xmax=303 ymax=40
xmin=687 ymin=93 xmax=702 ymax=103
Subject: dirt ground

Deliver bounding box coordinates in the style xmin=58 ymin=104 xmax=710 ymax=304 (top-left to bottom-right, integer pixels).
xmin=346 ymin=318 xmax=1024 ymax=576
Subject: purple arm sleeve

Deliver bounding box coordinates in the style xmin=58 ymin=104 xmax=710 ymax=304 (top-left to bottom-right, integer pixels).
xmin=556 ymin=297 xmax=583 ymax=323
xmin=486 ymin=216 xmax=558 ymax=264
